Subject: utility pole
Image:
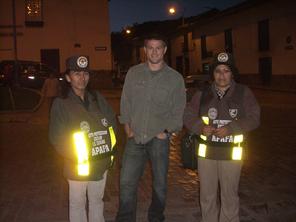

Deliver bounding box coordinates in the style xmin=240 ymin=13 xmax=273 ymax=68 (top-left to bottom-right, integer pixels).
xmin=168 ymin=4 xmax=188 ymax=76
xmin=12 ymin=0 xmax=18 ymax=86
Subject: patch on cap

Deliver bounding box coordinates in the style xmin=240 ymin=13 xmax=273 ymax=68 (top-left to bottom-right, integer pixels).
xmin=217 ymin=53 xmax=229 ymax=63
xmin=77 ymin=56 xmax=88 ymax=68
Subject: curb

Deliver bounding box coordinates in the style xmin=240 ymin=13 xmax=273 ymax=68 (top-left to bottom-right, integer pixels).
xmin=250 ymin=86 xmax=296 ymax=93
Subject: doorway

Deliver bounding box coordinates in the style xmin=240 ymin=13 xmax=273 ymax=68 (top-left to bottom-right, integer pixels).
xmin=176 ymin=56 xmax=183 ymax=76
xmin=40 ymin=49 xmax=60 ymax=72
xmin=259 ymin=57 xmax=272 ymax=84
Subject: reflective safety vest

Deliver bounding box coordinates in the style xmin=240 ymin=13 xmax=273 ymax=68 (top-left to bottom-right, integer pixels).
xmin=197 ymin=116 xmax=244 ymax=160
xmin=73 ymin=126 xmax=117 ymax=176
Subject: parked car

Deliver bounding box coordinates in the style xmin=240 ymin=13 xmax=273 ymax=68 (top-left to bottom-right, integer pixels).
xmin=184 ymin=74 xmax=211 ymax=102
xmin=0 ymin=60 xmax=62 ymax=88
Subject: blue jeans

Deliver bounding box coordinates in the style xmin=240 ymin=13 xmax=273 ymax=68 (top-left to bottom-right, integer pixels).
xmin=116 ymin=137 xmax=170 ymax=222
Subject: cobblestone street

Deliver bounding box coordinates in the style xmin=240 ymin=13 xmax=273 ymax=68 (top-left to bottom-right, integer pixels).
xmin=0 ymin=89 xmax=296 ymax=222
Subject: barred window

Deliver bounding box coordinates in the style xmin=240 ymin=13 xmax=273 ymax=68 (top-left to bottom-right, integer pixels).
xmin=224 ymin=29 xmax=233 ymax=53
xmin=258 ymin=19 xmax=269 ymax=51
xmin=201 ymin=35 xmax=207 ymax=59
xmin=25 ymin=0 xmax=43 ymax=27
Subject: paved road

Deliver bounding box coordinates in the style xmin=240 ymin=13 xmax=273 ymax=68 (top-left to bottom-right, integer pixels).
xmin=0 ymin=89 xmax=296 ymax=222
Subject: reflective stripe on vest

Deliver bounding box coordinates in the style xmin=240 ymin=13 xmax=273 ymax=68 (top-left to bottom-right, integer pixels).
xmin=198 ymin=116 xmax=209 ymax=157
xmin=108 ymin=126 xmax=117 ymax=165
xmin=232 ymin=135 xmax=243 ymax=160
xmin=73 ymin=127 xmax=117 ymax=176
xmin=197 ymin=116 xmax=244 ymax=160
xmin=73 ymin=132 xmax=89 ymax=176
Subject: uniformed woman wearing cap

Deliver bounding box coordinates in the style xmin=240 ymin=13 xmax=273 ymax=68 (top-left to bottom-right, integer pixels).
xmin=49 ymin=55 xmax=117 ymax=222
xmin=184 ymin=52 xmax=260 ymax=221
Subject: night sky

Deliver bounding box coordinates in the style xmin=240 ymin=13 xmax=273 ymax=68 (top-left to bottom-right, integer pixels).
xmin=109 ymin=0 xmax=246 ymax=32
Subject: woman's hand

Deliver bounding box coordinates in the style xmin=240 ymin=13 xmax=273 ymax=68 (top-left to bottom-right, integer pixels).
xmin=156 ymin=132 xmax=167 ymax=139
xmin=202 ymin=125 xmax=215 ymax=136
xmin=213 ymin=126 xmax=231 ymax=138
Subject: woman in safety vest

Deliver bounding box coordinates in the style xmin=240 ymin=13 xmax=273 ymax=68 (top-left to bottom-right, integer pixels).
xmin=183 ymin=52 xmax=260 ymax=222
xmin=49 ymin=55 xmax=117 ymax=222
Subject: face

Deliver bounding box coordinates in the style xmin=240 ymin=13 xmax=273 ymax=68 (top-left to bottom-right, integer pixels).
xmin=144 ymin=39 xmax=167 ymax=65
xmin=66 ymin=70 xmax=89 ymax=92
xmin=213 ymin=64 xmax=232 ymax=88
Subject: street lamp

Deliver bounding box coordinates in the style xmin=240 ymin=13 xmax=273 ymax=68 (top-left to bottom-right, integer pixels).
xmin=125 ymin=29 xmax=131 ymax=34
xmin=168 ymin=5 xmax=185 ymax=26
xmin=169 ymin=7 xmax=176 ymax=15
xmin=12 ymin=0 xmax=19 ymax=86
xmin=168 ymin=5 xmax=188 ymax=76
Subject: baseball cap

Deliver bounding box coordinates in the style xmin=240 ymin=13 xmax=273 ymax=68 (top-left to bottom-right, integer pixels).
xmin=210 ymin=52 xmax=238 ymax=76
xmin=65 ymin=55 xmax=90 ymax=72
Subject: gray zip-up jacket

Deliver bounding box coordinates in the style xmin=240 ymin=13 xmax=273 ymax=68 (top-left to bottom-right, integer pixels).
xmin=119 ymin=63 xmax=186 ymax=144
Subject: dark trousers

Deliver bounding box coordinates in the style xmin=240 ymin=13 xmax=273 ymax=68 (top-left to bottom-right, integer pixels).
xmin=116 ymin=137 xmax=170 ymax=222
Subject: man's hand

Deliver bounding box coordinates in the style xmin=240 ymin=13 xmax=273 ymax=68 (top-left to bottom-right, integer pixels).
xmin=156 ymin=132 xmax=167 ymax=139
xmin=127 ymin=130 xmax=134 ymax=138
xmin=202 ymin=125 xmax=215 ymax=136
xmin=213 ymin=126 xmax=231 ymax=138
xmin=124 ymin=124 xmax=134 ymax=138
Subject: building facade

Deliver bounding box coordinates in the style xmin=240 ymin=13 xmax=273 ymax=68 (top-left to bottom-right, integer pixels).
xmin=169 ymin=0 xmax=296 ymax=85
xmin=0 ymin=0 xmax=111 ymax=72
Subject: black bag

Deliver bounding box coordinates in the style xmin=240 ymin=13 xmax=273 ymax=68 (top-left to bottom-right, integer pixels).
xmin=180 ymin=132 xmax=197 ymax=169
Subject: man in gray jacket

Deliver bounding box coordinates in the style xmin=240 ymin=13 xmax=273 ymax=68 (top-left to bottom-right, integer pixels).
xmin=116 ymin=34 xmax=186 ymax=222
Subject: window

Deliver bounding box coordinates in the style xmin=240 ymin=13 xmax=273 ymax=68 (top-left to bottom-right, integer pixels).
xmin=176 ymin=56 xmax=183 ymax=75
xmin=183 ymin=34 xmax=188 ymax=52
xmin=224 ymin=29 xmax=233 ymax=53
xmin=259 ymin=57 xmax=272 ymax=84
xmin=258 ymin=19 xmax=269 ymax=51
xmin=25 ymin=0 xmax=43 ymax=27
xmin=201 ymin=35 xmax=207 ymax=59
xmin=202 ymin=63 xmax=209 ymax=75
xmin=136 ymin=46 xmax=140 ymax=63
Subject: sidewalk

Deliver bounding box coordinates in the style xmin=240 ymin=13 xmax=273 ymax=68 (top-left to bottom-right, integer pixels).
xmin=103 ymin=133 xmax=201 ymax=222
xmin=250 ymin=85 xmax=296 ymax=94
xmin=0 ymin=88 xmax=296 ymax=222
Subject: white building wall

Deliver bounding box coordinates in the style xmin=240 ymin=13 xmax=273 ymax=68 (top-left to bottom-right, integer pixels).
xmin=0 ymin=0 xmax=111 ymax=71
xmin=169 ymin=0 xmax=296 ymax=77
xmin=233 ymin=23 xmax=258 ymax=75
xmin=270 ymin=15 xmax=296 ymax=75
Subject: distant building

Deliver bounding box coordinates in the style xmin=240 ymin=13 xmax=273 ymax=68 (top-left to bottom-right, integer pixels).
xmin=170 ymin=0 xmax=296 ymax=85
xmin=0 ymin=0 xmax=111 ymax=72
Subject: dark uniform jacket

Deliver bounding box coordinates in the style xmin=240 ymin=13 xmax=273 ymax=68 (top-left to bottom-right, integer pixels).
xmin=49 ymin=89 xmax=117 ymax=181
xmin=183 ymin=81 xmax=260 ymax=160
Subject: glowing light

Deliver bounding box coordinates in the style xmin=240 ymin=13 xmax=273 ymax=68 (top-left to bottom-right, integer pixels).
xmin=169 ymin=7 xmax=176 ymax=14
xmin=234 ymin=134 xmax=244 ymax=143
xmin=73 ymin=132 xmax=89 ymax=176
xmin=232 ymin=147 xmax=242 ymax=160
xmin=202 ymin=116 xmax=209 ymax=125
xmin=200 ymin=135 xmax=207 ymax=141
xmin=198 ymin=144 xmax=207 ymax=157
